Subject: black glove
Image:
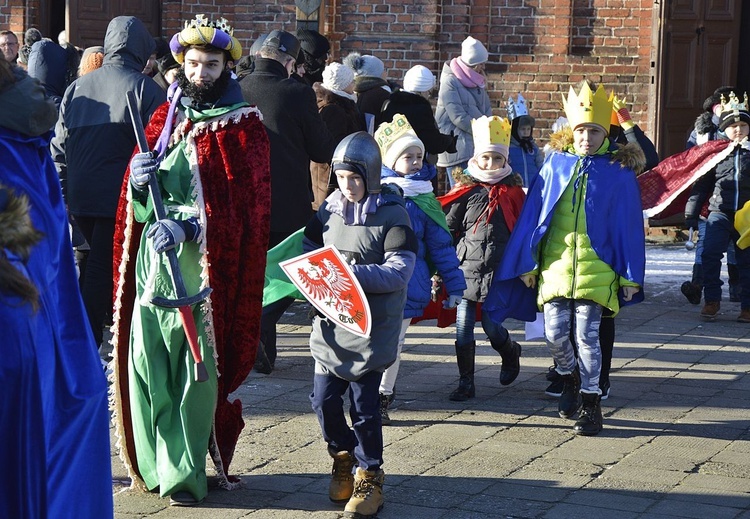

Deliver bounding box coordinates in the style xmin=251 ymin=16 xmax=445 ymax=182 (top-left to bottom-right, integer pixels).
xmin=446 ymin=132 xmax=458 ymax=154
xmin=129 ymin=151 xmax=158 ymax=191
xmin=684 ymin=216 xmax=700 ymax=230
xmin=146 ymin=217 xmax=201 ymax=253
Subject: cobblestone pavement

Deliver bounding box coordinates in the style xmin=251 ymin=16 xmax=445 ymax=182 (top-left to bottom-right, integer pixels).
xmin=112 ymin=244 xmax=750 ymax=518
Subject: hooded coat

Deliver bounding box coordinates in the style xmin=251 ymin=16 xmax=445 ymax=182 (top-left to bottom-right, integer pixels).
xmin=434 ymin=61 xmax=492 ymax=168
xmin=50 ymin=16 xmax=166 ymax=217
xmin=27 ymin=39 xmax=69 ymax=114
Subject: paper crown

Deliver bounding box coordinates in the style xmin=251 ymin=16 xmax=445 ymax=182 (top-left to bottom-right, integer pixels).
xmin=374 ymin=114 xmax=415 ymax=152
xmin=719 ymin=91 xmax=749 ymax=117
xmin=471 ymin=115 xmax=512 ymax=148
xmin=507 ymin=93 xmax=529 ymax=121
xmin=562 ymin=83 xmax=614 ymax=131
xmin=171 ymin=14 xmax=242 ymax=64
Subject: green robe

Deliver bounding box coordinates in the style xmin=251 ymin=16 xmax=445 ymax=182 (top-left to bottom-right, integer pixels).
xmin=127 ymin=105 xmax=241 ymax=500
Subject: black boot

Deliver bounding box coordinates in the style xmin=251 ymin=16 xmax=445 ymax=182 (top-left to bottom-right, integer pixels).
xmin=558 ymin=368 xmax=581 ymax=419
xmin=574 ymin=392 xmax=603 ymax=436
xmin=449 ymin=342 xmax=475 ymax=401
xmin=680 ymin=263 xmax=703 ymax=305
xmin=728 ymin=264 xmax=741 ymax=302
xmin=491 ymin=335 xmax=522 ymax=386
xmin=379 ymin=393 xmax=391 ymax=426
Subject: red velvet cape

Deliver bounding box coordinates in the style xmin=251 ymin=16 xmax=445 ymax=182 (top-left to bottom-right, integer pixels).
xmin=639 ymin=139 xmax=732 ymax=220
xmin=111 ymin=101 xmax=271 ymax=488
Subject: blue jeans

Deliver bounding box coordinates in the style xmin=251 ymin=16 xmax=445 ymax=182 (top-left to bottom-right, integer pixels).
xmin=701 ymin=211 xmax=750 ymax=306
xmin=310 ymin=370 xmax=383 ymax=470
xmin=456 ymin=299 xmax=509 ymax=348
xmin=695 ymin=219 xmax=736 ymax=265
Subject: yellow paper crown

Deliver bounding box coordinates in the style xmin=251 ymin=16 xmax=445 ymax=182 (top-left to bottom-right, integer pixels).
xmin=374 ymin=114 xmax=415 ymax=154
xmin=719 ymin=91 xmax=749 ymax=116
xmin=562 ymin=83 xmax=614 ymax=132
xmin=471 ymin=116 xmax=511 ymax=148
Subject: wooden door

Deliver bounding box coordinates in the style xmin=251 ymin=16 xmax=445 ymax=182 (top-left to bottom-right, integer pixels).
xmin=656 ymin=0 xmax=740 ymax=158
xmin=67 ymin=0 xmax=161 ymax=49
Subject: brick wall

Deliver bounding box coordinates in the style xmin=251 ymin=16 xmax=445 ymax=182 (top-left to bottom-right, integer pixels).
xmin=4 ymin=0 xmax=654 ymax=141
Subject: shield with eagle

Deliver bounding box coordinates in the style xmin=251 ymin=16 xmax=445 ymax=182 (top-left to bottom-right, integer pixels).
xmin=280 ymin=245 xmax=371 ymax=338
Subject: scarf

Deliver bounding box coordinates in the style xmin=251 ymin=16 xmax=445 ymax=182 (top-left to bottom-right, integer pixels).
xmin=466 ymin=159 xmax=512 ymax=184
xmin=450 ymin=58 xmax=485 ymax=89
xmin=329 ymin=89 xmax=357 ymax=102
xmin=325 ymin=191 xmax=380 ymax=225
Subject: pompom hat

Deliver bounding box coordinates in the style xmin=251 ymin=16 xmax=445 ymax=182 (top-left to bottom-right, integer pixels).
xmin=460 ymin=36 xmax=488 ymax=66
xmin=322 ymin=62 xmax=355 ymax=93
xmin=344 ymin=52 xmax=385 ymax=78
xmin=403 ymin=65 xmax=435 ymax=93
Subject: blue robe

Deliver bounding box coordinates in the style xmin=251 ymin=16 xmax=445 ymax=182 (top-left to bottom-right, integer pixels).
xmin=0 ymin=127 xmax=113 ymax=518
xmin=483 ymin=149 xmax=646 ymax=323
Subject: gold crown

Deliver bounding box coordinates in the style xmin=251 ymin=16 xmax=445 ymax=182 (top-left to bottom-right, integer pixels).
xmin=374 ymin=114 xmax=415 ymax=153
xmin=719 ymin=91 xmax=749 ymax=116
xmin=471 ymin=116 xmax=511 ymax=148
xmin=185 ymin=14 xmax=234 ymax=35
xmin=562 ymin=83 xmax=613 ymax=131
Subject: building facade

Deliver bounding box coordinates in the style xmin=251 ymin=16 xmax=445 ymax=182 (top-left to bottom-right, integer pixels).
xmin=2 ymin=0 xmax=747 ymax=158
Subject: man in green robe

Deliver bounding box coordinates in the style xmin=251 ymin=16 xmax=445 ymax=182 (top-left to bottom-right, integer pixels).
xmin=111 ymin=15 xmax=270 ymax=506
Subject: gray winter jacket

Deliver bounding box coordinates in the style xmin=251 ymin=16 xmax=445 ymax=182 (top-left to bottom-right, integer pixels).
xmin=0 ymin=66 xmax=57 ymax=136
xmin=304 ymin=191 xmax=417 ymax=381
xmin=434 ymin=61 xmax=492 ymax=168
xmin=50 ymin=16 xmax=165 ymax=218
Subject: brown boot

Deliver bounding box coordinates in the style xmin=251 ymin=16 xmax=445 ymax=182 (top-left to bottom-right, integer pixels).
xmin=328 ymin=448 xmax=355 ymax=503
xmin=344 ymin=467 xmax=384 ymax=518
xmin=700 ymin=301 xmax=720 ymax=319
xmin=738 ymin=308 xmax=750 ymax=323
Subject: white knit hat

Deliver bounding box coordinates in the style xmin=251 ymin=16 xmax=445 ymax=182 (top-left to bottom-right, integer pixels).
xmin=322 ymin=62 xmax=355 ymax=93
xmin=460 ymin=36 xmax=488 ymax=66
xmin=403 ymin=65 xmax=436 ymax=93
xmin=344 ymin=52 xmax=385 ymax=78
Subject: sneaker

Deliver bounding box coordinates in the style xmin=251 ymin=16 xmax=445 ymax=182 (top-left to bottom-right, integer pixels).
xmin=545 ymin=378 xmax=564 ymax=397
xmin=738 ymin=309 xmax=750 ymax=323
xmin=681 ymin=281 xmax=702 ymax=305
xmin=546 ymin=365 xmax=560 ymax=382
xmin=700 ymin=301 xmax=720 ymax=319
xmin=599 ymin=379 xmax=611 ymax=400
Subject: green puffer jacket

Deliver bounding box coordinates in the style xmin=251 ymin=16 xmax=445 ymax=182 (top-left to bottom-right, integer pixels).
xmin=535 ymin=129 xmax=644 ymax=315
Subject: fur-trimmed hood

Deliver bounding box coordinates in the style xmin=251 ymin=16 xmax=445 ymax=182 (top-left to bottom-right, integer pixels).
xmin=0 ymin=184 xmax=43 ymax=259
xmin=546 ymin=126 xmax=647 ymax=174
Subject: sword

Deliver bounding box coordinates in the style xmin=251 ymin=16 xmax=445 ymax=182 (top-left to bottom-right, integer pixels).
xmin=126 ymin=91 xmax=210 ymax=383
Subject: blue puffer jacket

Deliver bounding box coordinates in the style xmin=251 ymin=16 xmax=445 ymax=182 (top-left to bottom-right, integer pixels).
xmin=507 ymin=138 xmax=543 ymax=188
xmin=382 ymin=164 xmax=466 ymax=318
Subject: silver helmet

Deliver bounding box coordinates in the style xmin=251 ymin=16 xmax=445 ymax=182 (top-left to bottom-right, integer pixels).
xmin=331 ymin=131 xmax=382 ymax=194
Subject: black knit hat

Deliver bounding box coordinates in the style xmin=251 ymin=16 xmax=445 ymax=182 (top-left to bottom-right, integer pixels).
xmin=717 ymin=91 xmax=750 ymax=131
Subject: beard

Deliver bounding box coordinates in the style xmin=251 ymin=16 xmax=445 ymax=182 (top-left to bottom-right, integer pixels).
xmin=176 ymin=68 xmax=231 ymax=107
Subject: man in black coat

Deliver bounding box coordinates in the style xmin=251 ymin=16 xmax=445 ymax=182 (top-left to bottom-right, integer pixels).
xmin=240 ymin=30 xmax=335 ymax=373
xmin=50 ymin=16 xmax=165 ymax=348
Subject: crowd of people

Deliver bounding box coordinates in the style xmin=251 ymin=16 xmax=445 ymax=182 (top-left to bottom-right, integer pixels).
xmin=1 ymin=12 xmax=749 ymax=519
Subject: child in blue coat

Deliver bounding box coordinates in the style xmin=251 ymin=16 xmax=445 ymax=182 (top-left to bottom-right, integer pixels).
xmin=375 ymin=114 xmax=466 ymax=423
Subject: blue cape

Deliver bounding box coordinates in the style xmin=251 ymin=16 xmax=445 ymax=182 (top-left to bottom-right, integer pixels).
xmin=484 ymin=150 xmax=646 ymax=323
xmin=0 ymin=127 xmax=113 ymax=518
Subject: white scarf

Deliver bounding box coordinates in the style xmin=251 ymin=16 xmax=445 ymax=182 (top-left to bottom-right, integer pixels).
xmin=329 ymin=89 xmax=357 ymax=102
xmin=466 ymin=158 xmax=513 ymax=185
xmin=381 ymin=176 xmax=434 ymax=197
